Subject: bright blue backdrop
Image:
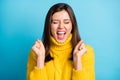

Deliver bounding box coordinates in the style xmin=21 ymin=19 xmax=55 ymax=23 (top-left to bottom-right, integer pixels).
xmin=0 ymin=0 xmax=120 ymax=80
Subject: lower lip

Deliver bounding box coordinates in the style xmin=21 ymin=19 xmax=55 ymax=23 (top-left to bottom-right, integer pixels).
xmin=57 ymin=34 xmax=65 ymax=40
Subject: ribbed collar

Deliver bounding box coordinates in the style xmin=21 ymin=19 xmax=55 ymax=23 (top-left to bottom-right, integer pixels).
xmin=50 ymin=34 xmax=73 ymax=50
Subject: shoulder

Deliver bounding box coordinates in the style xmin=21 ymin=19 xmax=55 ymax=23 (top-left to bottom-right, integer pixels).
xmin=85 ymin=44 xmax=94 ymax=52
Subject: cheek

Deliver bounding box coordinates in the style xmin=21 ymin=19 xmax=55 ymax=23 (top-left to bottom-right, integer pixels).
xmin=67 ymin=25 xmax=72 ymax=33
xmin=51 ymin=25 xmax=57 ymax=36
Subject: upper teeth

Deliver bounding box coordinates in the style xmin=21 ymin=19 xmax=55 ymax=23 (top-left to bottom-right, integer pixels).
xmin=57 ymin=32 xmax=65 ymax=34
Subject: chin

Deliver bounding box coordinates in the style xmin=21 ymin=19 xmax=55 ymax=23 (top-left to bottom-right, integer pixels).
xmin=56 ymin=38 xmax=66 ymax=43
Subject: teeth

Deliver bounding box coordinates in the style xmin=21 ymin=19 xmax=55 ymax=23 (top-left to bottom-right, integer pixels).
xmin=57 ymin=32 xmax=65 ymax=34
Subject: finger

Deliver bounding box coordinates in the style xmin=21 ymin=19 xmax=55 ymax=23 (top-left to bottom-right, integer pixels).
xmin=32 ymin=45 xmax=37 ymax=50
xmin=79 ymin=43 xmax=85 ymax=50
xmin=32 ymin=42 xmax=40 ymax=50
xmin=76 ymin=40 xmax=83 ymax=50
xmin=38 ymin=40 xmax=44 ymax=48
xmin=35 ymin=40 xmax=40 ymax=44
xmin=34 ymin=42 xmax=40 ymax=47
xmin=35 ymin=40 xmax=42 ymax=48
xmin=78 ymin=50 xmax=86 ymax=56
xmin=78 ymin=47 xmax=87 ymax=56
xmin=81 ymin=44 xmax=87 ymax=52
xmin=74 ymin=40 xmax=83 ymax=53
xmin=32 ymin=45 xmax=39 ymax=54
xmin=36 ymin=40 xmax=44 ymax=46
xmin=76 ymin=40 xmax=83 ymax=48
xmin=36 ymin=39 xmax=41 ymax=43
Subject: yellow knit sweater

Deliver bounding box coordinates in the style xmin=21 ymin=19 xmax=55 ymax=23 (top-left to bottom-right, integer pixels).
xmin=27 ymin=34 xmax=95 ymax=80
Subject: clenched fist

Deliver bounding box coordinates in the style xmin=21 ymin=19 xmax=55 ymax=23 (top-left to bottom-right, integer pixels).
xmin=73 ymin=40 xmax=87 ymax=70
xmin=32 ymin=40 xmax=45 ymax=68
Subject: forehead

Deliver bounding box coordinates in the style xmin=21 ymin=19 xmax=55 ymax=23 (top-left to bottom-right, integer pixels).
xmin=52 ymin=10 xmax=70 ymax=19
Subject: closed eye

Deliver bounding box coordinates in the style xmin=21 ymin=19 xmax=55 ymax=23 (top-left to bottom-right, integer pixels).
xmin=52 ymin=21 xmax=59 ymax=24
xmin=64 ymin=22 xmax=70 ymax=24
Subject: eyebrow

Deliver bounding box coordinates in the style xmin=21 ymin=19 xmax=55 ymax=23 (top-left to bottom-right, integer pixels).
xmin=52 ymin=19 xmax=71 ymax=21
xmin=64 ymin=19 xmax=70 ymax=21
xmin=52 ymin=19 xmax=59 ymax=21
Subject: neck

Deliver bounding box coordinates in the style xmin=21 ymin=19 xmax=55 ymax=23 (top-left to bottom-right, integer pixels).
xmin=49 ymin=34 xmax=73 ymax=60
xmin=50 ymin=34 xmax=73 ymax=50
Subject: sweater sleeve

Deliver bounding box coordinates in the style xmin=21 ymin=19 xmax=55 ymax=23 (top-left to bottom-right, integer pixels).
xmin=72 ymin=45 xmax=95 ymax=80
xmin=26 ymin=50 xmax=48 ymax=80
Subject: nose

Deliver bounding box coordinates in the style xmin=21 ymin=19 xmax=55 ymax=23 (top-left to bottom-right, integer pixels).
xmin=58 ymin=21 xmax=64 ymax=28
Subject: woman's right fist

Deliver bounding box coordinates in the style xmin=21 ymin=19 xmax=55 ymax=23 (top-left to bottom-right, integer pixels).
xmin=32 ymin=40 xmax=45 ymax=58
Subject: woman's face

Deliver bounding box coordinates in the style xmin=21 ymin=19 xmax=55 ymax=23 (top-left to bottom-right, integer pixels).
xmin=51 ymin=10 xmax=72 ymax=43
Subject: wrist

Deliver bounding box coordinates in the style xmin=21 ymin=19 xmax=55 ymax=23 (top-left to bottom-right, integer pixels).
xmin=37 ymin=56 xmax=45 ymax=68
xmin=73 ymin=56 xmax=82 ymax=70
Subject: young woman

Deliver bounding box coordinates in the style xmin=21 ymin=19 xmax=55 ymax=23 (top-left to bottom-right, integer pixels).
xmin=27 ymin=3 xmax=95 ymax=80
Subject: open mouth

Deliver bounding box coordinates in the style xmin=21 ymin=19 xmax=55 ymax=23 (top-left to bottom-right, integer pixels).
xmin=57 ymin=31 xmax=66 ymax=40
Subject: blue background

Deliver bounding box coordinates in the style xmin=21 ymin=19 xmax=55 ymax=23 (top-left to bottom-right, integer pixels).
xmin=0 ymin=0 xmax=120 ymax=80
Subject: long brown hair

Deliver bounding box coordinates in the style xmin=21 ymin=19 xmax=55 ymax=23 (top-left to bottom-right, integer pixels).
xmin=42 ymin=3 xmax=81 ymax=62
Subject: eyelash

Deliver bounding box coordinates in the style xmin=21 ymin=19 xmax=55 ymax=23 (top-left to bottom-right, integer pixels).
xmin=52 ymin=22 xmax=69 ymax=24
xmin=52 ymin=22 xmax=58 ymax=24
xmin=64 ymin=22 xmax=69 ymax=24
